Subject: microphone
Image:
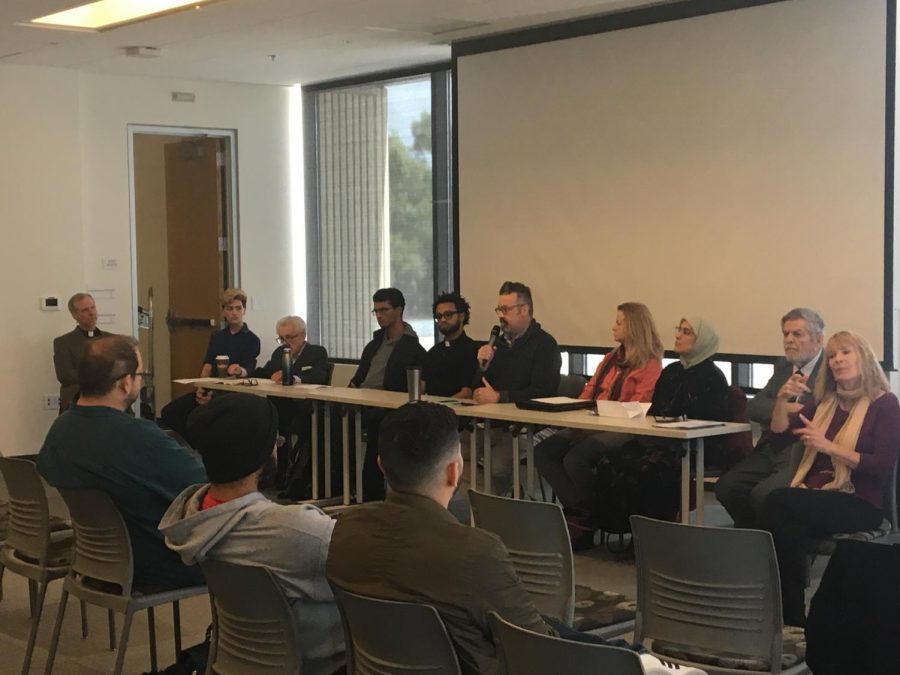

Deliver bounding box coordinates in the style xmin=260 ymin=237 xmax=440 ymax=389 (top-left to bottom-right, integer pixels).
xmin=480 ymin=325 xmax=502 ymax=372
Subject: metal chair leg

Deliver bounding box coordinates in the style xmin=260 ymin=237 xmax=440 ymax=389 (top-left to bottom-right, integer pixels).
xmin=27 ymin=579 xmax=37 ymax=617
xmin=43 ymin=588 xmax=69 ymax=675
xmin=112 ymin=609 xmax=134 ymax=675
xmin=0 ymin=562 xmax=5 ymax=601
xmin=80 ymin=600 xmax=88 ymax=639
xmin=172 ymin=601 xmax=182 ymax=657
xmin=22 ymin=579 xmax=48 ymax=675
xmin=107 ymin=610 xmax=116 ymax=650
xmin=147 ymin=606 xmax=158 ymax=673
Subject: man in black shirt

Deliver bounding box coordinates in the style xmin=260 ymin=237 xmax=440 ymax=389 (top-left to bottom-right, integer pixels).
xmin=424 ymin=292 xmax=478 ymax=399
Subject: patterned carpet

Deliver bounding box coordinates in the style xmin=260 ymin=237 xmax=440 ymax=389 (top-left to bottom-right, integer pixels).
xmin=572 ymin=585 xmax=636 ymax=631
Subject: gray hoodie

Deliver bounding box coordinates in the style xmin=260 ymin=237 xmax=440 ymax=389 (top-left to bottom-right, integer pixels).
xmin=159 ymin=484 xmax=344 ymax=675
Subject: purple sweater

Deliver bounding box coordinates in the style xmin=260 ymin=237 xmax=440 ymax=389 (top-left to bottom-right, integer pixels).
xmin=781 ymin=393 xmax=900 ymax=509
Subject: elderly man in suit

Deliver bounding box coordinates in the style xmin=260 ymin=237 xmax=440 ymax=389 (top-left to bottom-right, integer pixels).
xmin=53 ymin=292 xmax=106 ymax=413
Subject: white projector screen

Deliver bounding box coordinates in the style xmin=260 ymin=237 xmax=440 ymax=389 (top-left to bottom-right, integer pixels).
xmin=456 ymin=0 xmax=891 ymax=359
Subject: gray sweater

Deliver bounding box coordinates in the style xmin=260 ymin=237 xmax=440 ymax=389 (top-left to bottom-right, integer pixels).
xmin=160 ymin=486 xmax=344 ymax=675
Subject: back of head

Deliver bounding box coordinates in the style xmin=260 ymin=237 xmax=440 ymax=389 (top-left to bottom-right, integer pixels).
xmin=618 ymin=301 xmax=663 ymax=364
xmin=373 ymin=287 xmax=405 ymax=309
xmin=498 ymin=281 xmax=533 ymax=313
xmin=378 ymin=402 xmax=460 ymax=493
xmin=78 ymin=335 xmax=139 ymax=397
xmin=186 ymin=393 xmax=279 ymax=484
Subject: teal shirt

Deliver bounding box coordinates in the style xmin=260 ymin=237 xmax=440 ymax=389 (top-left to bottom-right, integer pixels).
xmin=38 ymin=404 xmax=207 ymax=589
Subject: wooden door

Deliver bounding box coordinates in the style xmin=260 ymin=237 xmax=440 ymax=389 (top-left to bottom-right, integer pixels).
xmin=165 ymin=137 xmax=226 ymax=397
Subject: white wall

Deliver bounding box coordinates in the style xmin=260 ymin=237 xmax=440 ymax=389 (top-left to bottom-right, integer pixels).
xmin=0 ymin=64 xmax=296 ymax=455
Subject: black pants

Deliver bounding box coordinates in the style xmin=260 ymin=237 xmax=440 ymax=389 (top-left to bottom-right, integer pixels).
xmin=715 ymin=441 xmax=796 ymax=528
xmin=760 ymin=487 xmax=882 ymax=626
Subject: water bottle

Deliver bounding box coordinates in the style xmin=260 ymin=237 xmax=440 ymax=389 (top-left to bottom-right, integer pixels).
xmin=407 ymin=366 xmax=422 ymax=402
xmin=281 ymin=346 xmax=292 ymax=386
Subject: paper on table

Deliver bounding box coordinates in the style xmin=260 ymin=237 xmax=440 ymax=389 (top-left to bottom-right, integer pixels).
xmin=652 ymin=419 xmax=726 ymax=429
xmin=594 ymin=400 xmax=652 ymax=419
xmin=173 ymin=377 xmax=221 ymax=384
xmin=529 ymin=396 xmax=584 ymax=404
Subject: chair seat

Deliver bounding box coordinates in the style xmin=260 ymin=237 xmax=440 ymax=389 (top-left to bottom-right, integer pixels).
xmin=653 ymin=626 xmax=806 ymax=673
xmin=65 ymin=574 xmax=207 ymax=613
xmin=1 ymin=545 xmax=71 ymax=579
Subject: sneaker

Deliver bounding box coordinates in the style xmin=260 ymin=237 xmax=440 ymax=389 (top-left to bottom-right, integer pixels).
xmin=639 ymin=654 xmax=708 ymax=674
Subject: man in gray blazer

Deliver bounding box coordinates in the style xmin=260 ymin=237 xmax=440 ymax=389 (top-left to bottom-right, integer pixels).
xmin=716 ymin=307 xmax=824 ymax=528
xmin=53 ymin=292 xmax=106 ymax=412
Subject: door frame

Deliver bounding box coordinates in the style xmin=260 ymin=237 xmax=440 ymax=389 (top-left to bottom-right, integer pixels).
xmin=126 ymin=124 xmax=240 ymax=339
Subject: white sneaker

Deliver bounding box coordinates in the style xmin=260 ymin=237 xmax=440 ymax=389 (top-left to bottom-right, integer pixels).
xmin=639 ymin=653 xmax=708 ymax=674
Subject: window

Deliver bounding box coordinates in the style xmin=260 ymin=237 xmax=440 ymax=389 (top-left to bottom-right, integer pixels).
xmin=305 ymin=68 xmax=452 ymax=359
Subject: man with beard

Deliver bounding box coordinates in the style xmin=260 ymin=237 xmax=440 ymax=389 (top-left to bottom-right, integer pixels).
xmin=38 ymin=335 xmax=206 ymax=590
xmin=424 ymin=292 xmax=478 ymax=398
xmin=160 ymin=395 xmax=345 ymax=675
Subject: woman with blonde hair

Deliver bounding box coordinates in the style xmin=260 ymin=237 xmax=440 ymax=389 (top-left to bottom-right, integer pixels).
xmin=761 ymin=331 xmax=900 ymax=627
xmin=534 ymin=302 xmax=663 ymax=535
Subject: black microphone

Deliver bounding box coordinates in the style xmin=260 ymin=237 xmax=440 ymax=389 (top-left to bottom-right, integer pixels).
xmin=480 ymin=325 xmax=502 ymax=372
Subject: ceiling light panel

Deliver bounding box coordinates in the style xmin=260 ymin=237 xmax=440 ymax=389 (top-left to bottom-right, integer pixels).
xmin=32 ymin=0 xmax=216 ymax=31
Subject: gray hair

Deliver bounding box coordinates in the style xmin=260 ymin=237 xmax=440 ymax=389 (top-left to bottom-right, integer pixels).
xmin=781 ymin=307 xmax=825 ymax=337
xmin=67 ymin=293 xmax=93 ymax=313
xmin=275 ymin=315 xmax=307 ymax=334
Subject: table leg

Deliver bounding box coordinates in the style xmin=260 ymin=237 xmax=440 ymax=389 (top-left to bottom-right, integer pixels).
xmin=341 ymin=412 xmax=350 ymax=506
xmin=694 ymin=437 xmax=704 ymax=526
xmin=324 ymin=404 xmax=332 ymax=499
xmin=526 ymin=426 xmax=534 ymax=499
xmin=470 ymin=421 xmax=478 ymax=490
xmin=484 ymin=419 xmax=492 ymax=495
xmin=681 ymin=440 xmax=691 ymax=524
xmin=311 ymin=400 xmax=319 ymax=500
xmin=512 ymin=430 xmax=520 ymax=500
xmin=355 ymin=410 xmax=364 ymax=503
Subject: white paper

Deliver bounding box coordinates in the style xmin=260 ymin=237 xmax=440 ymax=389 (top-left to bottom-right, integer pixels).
xmin=652 ymin=419 xmax=726 ymax=429
xmin=594 ymin=400 xmax=651 ymax=419
xmin=530 ymin=396 xmax=584 ymax=404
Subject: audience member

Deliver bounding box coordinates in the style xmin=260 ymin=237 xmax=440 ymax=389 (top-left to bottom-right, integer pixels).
xmin=760 ymin=330 xmax=900 ymax=627
xmin=160 ymin=288 xmax=261 ymax=437
xmin=717 ymin=308 xmax=824 ymax=527
xmin=534 ymin=302 xmax=662 ymax=530
xmin=38 ymin=335 xmax=206 ymax=590
xmin=160 ymin=394 xmax=344 ymax=675
xmin=424 ymin=291 xmax=478 ymax=398
xmin=53 ymin=292 xmax=107 ymax=412
xmin=349 ymin=287 xmax=426 ymax=500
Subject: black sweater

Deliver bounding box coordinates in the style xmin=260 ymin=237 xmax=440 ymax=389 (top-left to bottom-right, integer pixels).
xmin=648 ymin=358 xmax=729 ymax=421
xmin=476 ymin=321 xmax=561 ymax=404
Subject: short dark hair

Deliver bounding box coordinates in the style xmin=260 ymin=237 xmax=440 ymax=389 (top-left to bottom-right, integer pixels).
xmin=498 ymin=281 xmax=533 ymax=313
xmin=78 ymin=335 xmax=139 ymax=397
xmin=373 ymin=287 xmax=405 ymax=309
xmin=433 ymin=291 xmax=470 ymax=325
xmin=378 ymin=402 xmax=460 ymax=491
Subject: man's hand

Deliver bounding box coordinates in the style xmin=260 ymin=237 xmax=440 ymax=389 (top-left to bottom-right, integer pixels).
xmin=226 ymin=364 xmax=244 ymax=377
xmin=473 ymin=377 xmax=500 ymax=405
xmin=270 ymin=371 xmax=283 ymax=383
xmin=777 ymin=373 xmax=809 ymax=401
xmin=194 ymin=387 xmax=213 ymax=406
xmin=476 ymin=344 xmax=496 ymax=368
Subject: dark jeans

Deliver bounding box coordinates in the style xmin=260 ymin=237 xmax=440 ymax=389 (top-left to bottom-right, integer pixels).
xmin=542 ymin=615 xmax=642 ymax=651
xmin=715 ymin=440 xmax=796 ymax=528
xmin=760 ymin=487 xmax=882 ymax=627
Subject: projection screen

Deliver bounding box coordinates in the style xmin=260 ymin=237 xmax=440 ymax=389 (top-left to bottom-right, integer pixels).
xmin=455 ymin=0 xmax=892 ymax=360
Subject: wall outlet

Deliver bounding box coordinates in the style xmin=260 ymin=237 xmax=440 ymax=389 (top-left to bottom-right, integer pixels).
xmin=43 ymin=394 xmax=60 ymax=411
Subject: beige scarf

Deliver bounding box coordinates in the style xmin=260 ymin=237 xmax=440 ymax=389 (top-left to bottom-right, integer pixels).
xmin=789 ymin=393 xmax=871 ymax=493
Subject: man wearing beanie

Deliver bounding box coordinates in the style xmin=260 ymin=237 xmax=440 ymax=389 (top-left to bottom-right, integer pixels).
xmin=159 ymin=394 xmax=345 ymax=675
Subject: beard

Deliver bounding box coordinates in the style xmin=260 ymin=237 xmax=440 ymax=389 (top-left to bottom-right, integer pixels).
xmin=256 ymin=454 xmax=279 ymax=490
xmin=439 ymin=319 xmax=463 ymax=338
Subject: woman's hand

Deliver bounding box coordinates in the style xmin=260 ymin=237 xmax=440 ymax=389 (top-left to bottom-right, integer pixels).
xmin=794 ymin=414 xmax=860 ymax=468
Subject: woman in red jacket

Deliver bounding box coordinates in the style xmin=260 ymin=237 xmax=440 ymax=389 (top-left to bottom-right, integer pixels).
xmin=534 ymin=302 xmax=663 ymax=523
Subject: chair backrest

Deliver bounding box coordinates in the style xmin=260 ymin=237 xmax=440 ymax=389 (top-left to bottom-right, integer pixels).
xmin=200 ymin=559 xmax=302 ymax=674
xmin=885 ymin=457 xmax=898 ymax=532
xmin=631 ymin=515 xmax=784 ymax=673
xmin=330 ymin=584 xmax=461 ymax=675
xmin=0 ymin=457 xmax=54 ymax=564
xmin=557 ymin=374 xmax=587 ymax=398
xmin=468 ymin=489 xmax=574 ymax=625
xmin=487 ymin=611 xmax=643 ymax=675
xmin=323 ymin=362 xmax=336 ymax=386
xmin=723 ymin=385 xmax=754 ymax=465
xmin=58 ymin=488 xmax=134 ymax=594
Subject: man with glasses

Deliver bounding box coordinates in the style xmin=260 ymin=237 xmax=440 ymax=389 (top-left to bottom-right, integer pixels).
xmin=349 ymin=288 xmax=426 ymax=500
xmin=252 ymin=315 xmax=329 ymax=491
xmin=424 ymin=292 xmax=478 ymax=398
xmin=38 ymin=335 xmax=207 ymax=590
xmin=716 ymin=307 xmax=825 ymax=528
xmin=472 ymin=281 xmax=561 ymax=495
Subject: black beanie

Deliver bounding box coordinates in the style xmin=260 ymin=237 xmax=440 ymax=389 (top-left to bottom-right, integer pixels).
xmin=186 ymin=393 xmax=279 ymax=483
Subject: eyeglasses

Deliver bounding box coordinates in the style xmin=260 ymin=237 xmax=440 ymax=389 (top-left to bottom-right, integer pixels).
xmin=114 ymin=371 xmax=150 ymax=382
xmin=434 ymin=310 xmax=460 ymax=322
xmin=494 ymin=303 xmax=525 ymax=316
xmin=675 ymin=326 xmax=695 ymax=336
xmin=276 ymin=332 xmax=302 ymax=345
xmin=371 ymin=307 xmax=396 ymax=316
xmin=235 ymin=378 xmax=259 ymax=387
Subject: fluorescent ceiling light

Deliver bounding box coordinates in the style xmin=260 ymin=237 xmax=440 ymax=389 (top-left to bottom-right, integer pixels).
xmin=31 ymin=0 xmax=213 ymax=31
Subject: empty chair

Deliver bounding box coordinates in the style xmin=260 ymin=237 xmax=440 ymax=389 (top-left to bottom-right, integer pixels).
xmin=200 ymin=559 xmax=301 ymax=674
xmin=556 ymin=374 xmax=588 ymax=399
xmin=488 ymin=611 xmax=643 ymax=675
xmin=331 ymin=584 xmax=461 ymax=675
xmin=43 ymin=489 xmax=206 ymax=675
xmin=0 ymin=457 xmax=79 ymax=675
xmin=468 ymin=489 xmax=573 ymax=625
xmin=631 ymin=515 xmax=806 ymax=674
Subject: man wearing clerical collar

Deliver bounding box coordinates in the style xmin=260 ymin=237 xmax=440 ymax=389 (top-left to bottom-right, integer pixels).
xmin=53 ymin=292 xmax=106 ymax=413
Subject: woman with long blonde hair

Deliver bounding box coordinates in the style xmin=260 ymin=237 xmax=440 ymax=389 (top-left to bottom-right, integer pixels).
xmin=761 ymin=331 xmax=900 ymax=627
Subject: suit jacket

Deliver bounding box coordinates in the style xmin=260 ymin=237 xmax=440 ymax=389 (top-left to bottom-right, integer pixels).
xmin=253 ymin=343 xmax=330 ymax=384
xmin=53 ymin=326 xmax=107 ymax=412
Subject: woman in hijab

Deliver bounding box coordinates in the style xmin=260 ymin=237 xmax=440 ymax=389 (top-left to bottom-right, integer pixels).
xmin=760 ymin=331 xmax=900 ymax=627
xmin=534 ymin=302 xmax=663 ymax=523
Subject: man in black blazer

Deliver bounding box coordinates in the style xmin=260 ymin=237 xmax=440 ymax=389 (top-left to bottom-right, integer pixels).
xmin=53 ymin=293 xmax=106 ymax=413
xmin=716 ymin=307 xmax=825 ymax=528
xmin=253 ymin=315 xmax=329 ymax=488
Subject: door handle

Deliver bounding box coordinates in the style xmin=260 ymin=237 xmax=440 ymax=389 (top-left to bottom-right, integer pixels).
xmin=166 ymin=310 xmax=217 ymax=329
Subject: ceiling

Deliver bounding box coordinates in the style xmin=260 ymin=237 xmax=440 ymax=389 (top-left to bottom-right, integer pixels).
xmin=0 ymin=0 xmax=666 ymax=86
